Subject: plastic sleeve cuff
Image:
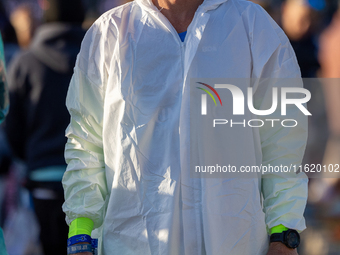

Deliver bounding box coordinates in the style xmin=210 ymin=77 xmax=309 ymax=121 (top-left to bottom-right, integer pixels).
xmin=68 ymin=218 xmax=94 ymax=238
xmin=270 ymin=224 xmax=289 ymax=235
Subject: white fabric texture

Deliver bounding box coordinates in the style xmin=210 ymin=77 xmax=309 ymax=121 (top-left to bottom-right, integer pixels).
xmin=62 ymin=0 xmax=308 ymax=254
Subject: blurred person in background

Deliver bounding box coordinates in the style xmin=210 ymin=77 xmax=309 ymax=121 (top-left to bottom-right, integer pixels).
xmin=4 ymin=0 xmax=86 ymax=254
xmin=0 ymin=33 xmax=9 ymax=125
xmin=313 ymin=2 xmax=340 ymax=241
xmin=318 ymin=2 xmax=340 ymax=191
xmin=281 ymin=0 xmax=324 ymax=78
xmin=319 ymin=6 xmax=340 ymax=78
xmin=0 ymin=1 xmax=19 ymax=65
xmin=98 ymin=0 xmax=132 ymax=13
xmin=0 ymin=32 xmax=9 ymax=255
xmin=296 ymin=3 xmax=340 ymax=254
xmin=10 ymin=4 xmax=37 ymax=50
xmin=0 ymin=1 xmax=14 ymax=238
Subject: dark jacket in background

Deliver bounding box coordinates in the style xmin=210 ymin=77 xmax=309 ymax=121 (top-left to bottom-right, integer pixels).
xmin=5 ymin=23 xmax=85 ymax=174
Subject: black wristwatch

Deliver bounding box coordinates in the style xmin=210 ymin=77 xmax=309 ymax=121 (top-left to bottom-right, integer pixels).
xmin=270 ymin=229 xmax=300 ymax=249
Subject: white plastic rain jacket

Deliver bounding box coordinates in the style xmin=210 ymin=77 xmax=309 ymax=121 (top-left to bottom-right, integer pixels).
xmin=62 ymin=0 xmax=308 ymax=254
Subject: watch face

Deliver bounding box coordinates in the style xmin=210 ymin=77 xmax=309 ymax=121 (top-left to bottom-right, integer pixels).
xmin=286 ymin=230 xmax=300 ymax=248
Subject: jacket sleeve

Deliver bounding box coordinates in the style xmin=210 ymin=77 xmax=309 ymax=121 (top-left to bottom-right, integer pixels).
xmin=248 ymin=4 xmax=308 ymax=233
xmin=62 ymin=19 xmax=114 ymax=229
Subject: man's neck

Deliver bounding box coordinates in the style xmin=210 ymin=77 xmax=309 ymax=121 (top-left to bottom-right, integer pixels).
xmin=153 ymin=0 xmax=204 ymax=33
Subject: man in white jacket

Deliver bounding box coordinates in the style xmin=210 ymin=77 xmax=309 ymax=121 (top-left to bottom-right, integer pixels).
xmin=63 ymin=0 xmax=308 ymax=254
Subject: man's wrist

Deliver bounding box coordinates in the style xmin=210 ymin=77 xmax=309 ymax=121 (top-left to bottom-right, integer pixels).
xmin=268 ymin=242 xmax=298 ymax=255
xmin=269 ymin=242 xmax=295 ymax=248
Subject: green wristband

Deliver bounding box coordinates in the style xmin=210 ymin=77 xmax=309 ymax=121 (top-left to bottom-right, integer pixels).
xmin=68 ymin=218 xmax=94 ymax=238
xmin=270 ymin=224 xmax=288 ymax=235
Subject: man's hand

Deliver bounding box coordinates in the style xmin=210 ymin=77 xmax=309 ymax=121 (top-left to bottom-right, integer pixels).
xmin=266 ymin=242 xmax=298 ymax=255
xmin=69 ymin=242 xmax=92 ymax=255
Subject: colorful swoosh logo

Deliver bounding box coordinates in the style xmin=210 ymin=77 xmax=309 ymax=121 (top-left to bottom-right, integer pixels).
xmin=196 ymin=82 xmax=223 ymax=106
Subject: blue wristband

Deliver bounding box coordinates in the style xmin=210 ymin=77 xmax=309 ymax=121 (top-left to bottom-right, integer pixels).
xmin=67 ymin=244 xmax=92 ymax=254
xmin=67 ymin=234 xmax=92 ymax=247
xmin=91 ymin=239 xmax=98 ymax=248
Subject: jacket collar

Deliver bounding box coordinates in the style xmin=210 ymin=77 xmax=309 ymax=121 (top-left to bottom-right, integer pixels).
xmin=135 ymin=0 xmax=228 ymax=13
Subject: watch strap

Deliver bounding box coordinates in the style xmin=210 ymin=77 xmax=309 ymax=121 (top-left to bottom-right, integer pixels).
xmin=270 ymin=232 xmax=284 ymax=243
xmin=270 ymin=229 xmax=300 ymax=249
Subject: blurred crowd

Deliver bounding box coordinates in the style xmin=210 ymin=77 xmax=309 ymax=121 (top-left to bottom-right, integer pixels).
xmin=0 ymin=0 xmax=340 ymax=254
